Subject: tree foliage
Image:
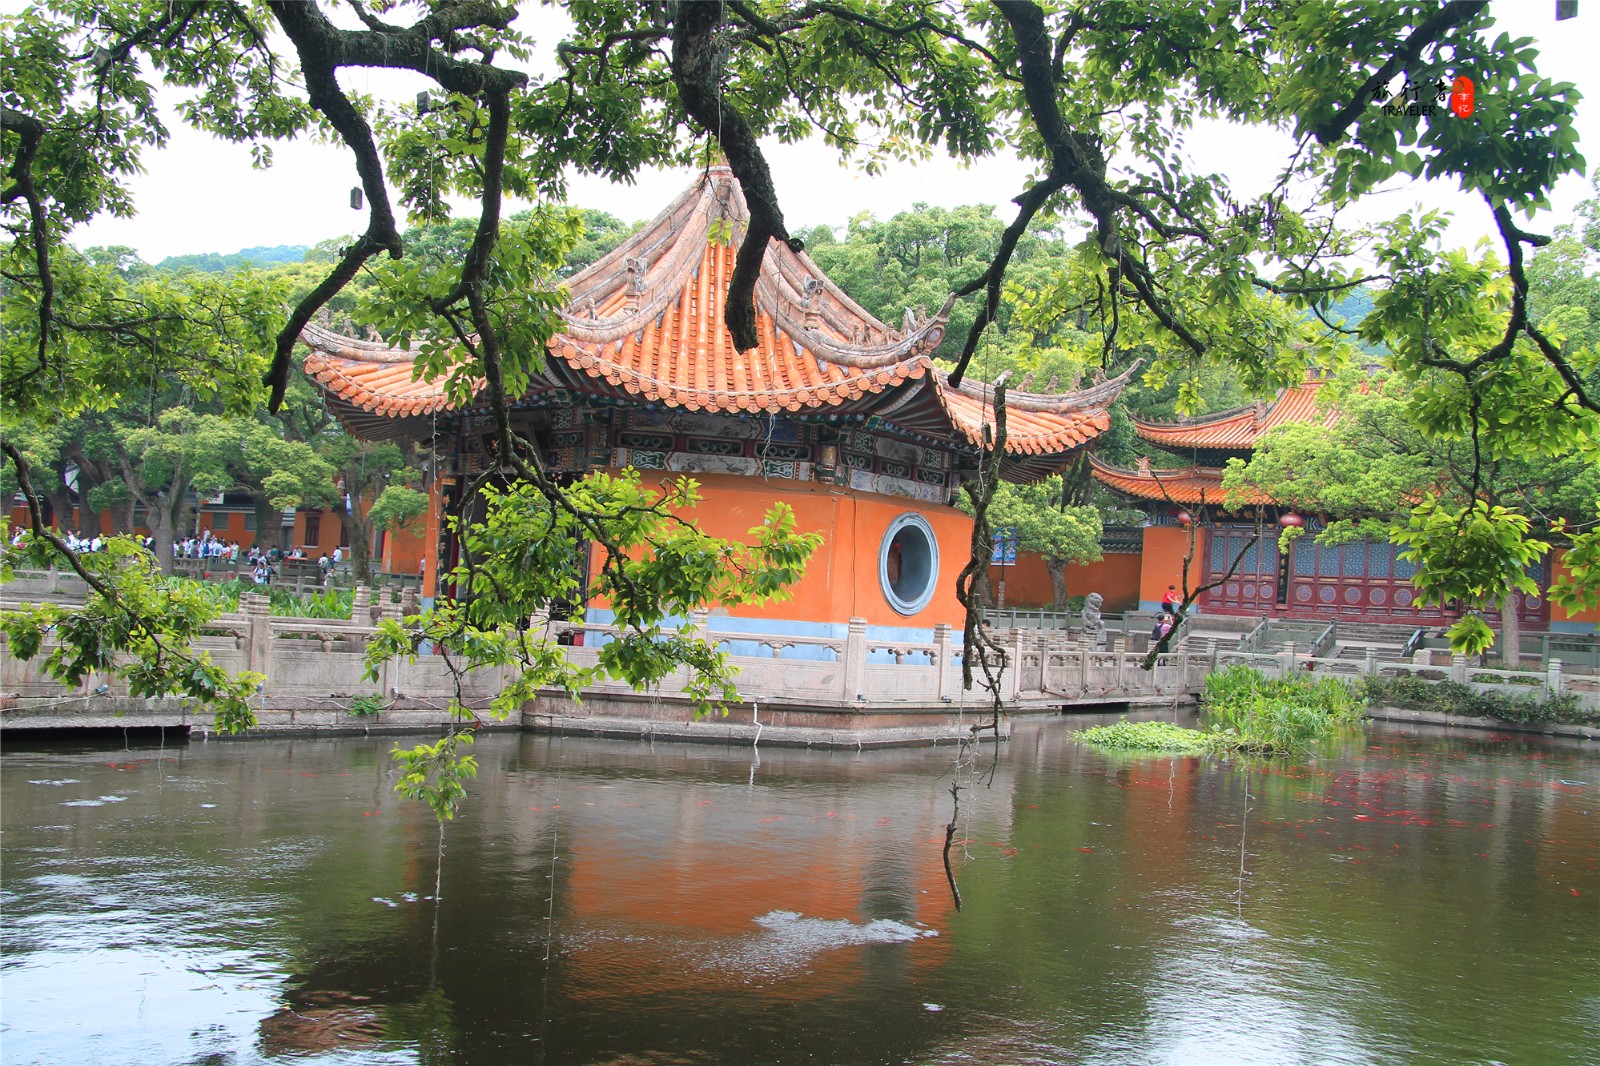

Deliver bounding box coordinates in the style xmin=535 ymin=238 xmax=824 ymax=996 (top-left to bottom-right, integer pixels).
xmin=4 ymin=0 xmax=1596 ymax=815
xmin=981 ymin=477 xmax=1102 ymax=606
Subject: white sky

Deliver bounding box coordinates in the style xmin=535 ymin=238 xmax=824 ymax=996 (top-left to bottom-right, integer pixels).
xmin=58 ymin=2 xmax=1600 ymax=265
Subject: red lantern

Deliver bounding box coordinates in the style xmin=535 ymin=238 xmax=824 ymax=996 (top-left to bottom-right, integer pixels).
xmin=1278 ymin=512 xmax=1305 ymax=528
xmin=1175 ymin=510 xmax=1193 ymax=526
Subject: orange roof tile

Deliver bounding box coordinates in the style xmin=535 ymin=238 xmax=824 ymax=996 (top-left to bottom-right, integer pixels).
xmin=300 ymin=167 xmax=1131 ymax=469
xmin=1089 ymin=455 xmax=1270 ymax=505
xmin=301 ymin=322 xmax=456 ymax=418
xmin=1132 ymin=378 xmax=1337 ymax=451
xmin=935 ymin=368 xmax=1133 ymax=455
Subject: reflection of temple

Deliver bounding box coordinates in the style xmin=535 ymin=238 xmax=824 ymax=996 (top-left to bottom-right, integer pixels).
xmin=556 ymin=766 xmax=956 ymax=1000
xmin=302 ymin=166 xmax=1132 ymax=641
xmin=1089 ymin=377 xmax=1596 ymax=630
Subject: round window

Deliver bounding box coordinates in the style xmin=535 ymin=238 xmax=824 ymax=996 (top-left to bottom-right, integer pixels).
xmin=879 ymin=513 xmax=939 ymax=615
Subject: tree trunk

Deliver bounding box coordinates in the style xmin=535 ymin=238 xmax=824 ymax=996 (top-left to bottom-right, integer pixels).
xmin=63 ymin=445 xmax=114 ymax=533
xmin=46 ymin=490 xmax=75 ymax=534
xmin=972 ymin=569 xmax=994 ymax=609
xmin=1499 ymin=592 xmax=1522 ymax=670
xmin=1046 ymin=558 xmax=1068 ymax=609
xmin=253 ymin=498 xmax=285 ymax=552
xmin=150 ymin=499 xmax=180 ymax=575
xmin=344 ymin=502 xmax=374 ymax=585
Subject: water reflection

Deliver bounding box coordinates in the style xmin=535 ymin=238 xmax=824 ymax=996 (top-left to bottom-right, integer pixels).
xmin=1 ymin=721 xmax=1595 ymax=1065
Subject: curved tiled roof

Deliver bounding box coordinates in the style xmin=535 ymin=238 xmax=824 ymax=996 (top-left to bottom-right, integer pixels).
xmin=936 ymin=365 xmax=1135 ymax=455
xmin=1132 ymin=377 xmax=1335 ymax=451
xmin=301 ymin=167 xmax=1131 ymax=469
xmin=543 ymin=238 xmax=931 ymax=413
xmin=302 ymin=322 xmax=453 ymax=418
xmin=1089 ymin=455 xmax=1270 ymax=505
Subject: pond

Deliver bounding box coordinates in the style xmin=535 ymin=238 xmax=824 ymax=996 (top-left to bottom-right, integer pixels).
xmin=2 ymin=717 xmax=1596 ymax=1065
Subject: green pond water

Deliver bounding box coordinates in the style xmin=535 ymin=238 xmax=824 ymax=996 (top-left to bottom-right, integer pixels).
xmin=1 ymin=717 xmax=1596 ymax=1065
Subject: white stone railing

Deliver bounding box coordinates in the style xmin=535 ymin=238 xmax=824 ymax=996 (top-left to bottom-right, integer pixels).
xmin=3 ymin=591 xmax=1592 ymax=716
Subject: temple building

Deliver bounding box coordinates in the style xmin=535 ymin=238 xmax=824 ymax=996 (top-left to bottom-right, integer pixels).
xmin=1089 ymin=376 xmax=1596 ymax=632
xmin=301 ymin=166 xmax=1133 ymax=643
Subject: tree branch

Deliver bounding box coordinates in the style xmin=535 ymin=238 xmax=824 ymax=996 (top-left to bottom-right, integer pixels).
xmin=2 ymin=107 xmax=54 ymax=384
xmin=671 ymin=1 xmax=794 ymax=353
xmin=261 ymin=0 xmax=529 ymax=410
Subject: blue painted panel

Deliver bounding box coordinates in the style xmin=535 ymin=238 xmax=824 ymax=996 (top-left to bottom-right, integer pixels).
xmin=865 ymin=623 xmax=938 ymax=643
xmin=705 ymin=616 xmax=847 ymax=639
xmin=1343 ymin=542 xmax=1367 ymax=578
xmin=1367 ymin=541 xmax=1392 ymax=578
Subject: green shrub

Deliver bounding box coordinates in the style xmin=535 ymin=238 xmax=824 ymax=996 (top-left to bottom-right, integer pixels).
xmin=349 ymin=694 xmax=386 ymax=718
xmin=162 ymin=576 xmax=353 ymax=619
xmin=1360 ymin=674 xmax=1592 ymax=726
xmin=273 ymin=586 xmax=351 ymax=619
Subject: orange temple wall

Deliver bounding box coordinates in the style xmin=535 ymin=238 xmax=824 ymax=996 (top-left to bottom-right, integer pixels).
xmin=587 ymin=471 xmax=972 ymax=629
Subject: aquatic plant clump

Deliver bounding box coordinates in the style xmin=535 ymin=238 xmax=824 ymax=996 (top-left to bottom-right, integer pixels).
xmin=1201 ymin=665 xmax=1367 ymax=755
xmin=1074 ymin=720 xmax=1212 ymax=754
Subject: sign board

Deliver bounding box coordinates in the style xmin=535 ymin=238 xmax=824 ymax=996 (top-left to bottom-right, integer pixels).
xmin=991 ymin=529 xmax=1018 ymax=566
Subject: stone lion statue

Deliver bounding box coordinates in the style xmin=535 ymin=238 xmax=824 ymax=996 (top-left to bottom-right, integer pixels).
xmin=1080 ymin=592 xmax=1106 ymax=647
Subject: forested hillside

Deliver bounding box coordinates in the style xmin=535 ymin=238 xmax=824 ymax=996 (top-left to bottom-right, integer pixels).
xmin=155 ymin=244 xmax=309 ymax=272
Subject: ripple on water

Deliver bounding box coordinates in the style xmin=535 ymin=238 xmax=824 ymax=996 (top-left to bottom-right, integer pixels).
xmin=698 ymin=910 xmax=937 ymax=980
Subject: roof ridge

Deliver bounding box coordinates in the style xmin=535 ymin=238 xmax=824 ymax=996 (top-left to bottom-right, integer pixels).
xmin=938 ymin=359 xmax=1141 ymax=413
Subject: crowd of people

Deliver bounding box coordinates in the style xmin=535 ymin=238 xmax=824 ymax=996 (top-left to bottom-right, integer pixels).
xmin=10 ymin=525 xmax=357 ymax=590
xmin=7 ymin=528 xmax=155 ymax=553
xmin=177 ymin=530 xmax=240 ymax=562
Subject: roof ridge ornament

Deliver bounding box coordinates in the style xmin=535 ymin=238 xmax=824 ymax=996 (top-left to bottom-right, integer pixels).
xmin=624 ymin=255 xmax=649 ymax=312
xmin=801 ymin=277 xmax=824 ymax=330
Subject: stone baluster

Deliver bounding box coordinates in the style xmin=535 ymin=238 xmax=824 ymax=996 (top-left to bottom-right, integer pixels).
xmin=350 ymin=586 xmax=374 ymax=648
xmin=1004 ymin=629 xmax=1022 ymax=699
xmin=1282 ymin=641 xmax=1297 ymax=678
xmin=1546 ymin=659 xmax=1563 ymax=698
xmin=842 ymin=617 xmax=868 ymax=703
xmin=242 ymin=592 xmax=272 ymax=684
xmin=1364 ymin=646 xmax=1378 ymax=677
xmin=933 ymin=623 xmax=952 ymax=702
xmin=1450 ymin=654 xmax=1468 ymax=684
